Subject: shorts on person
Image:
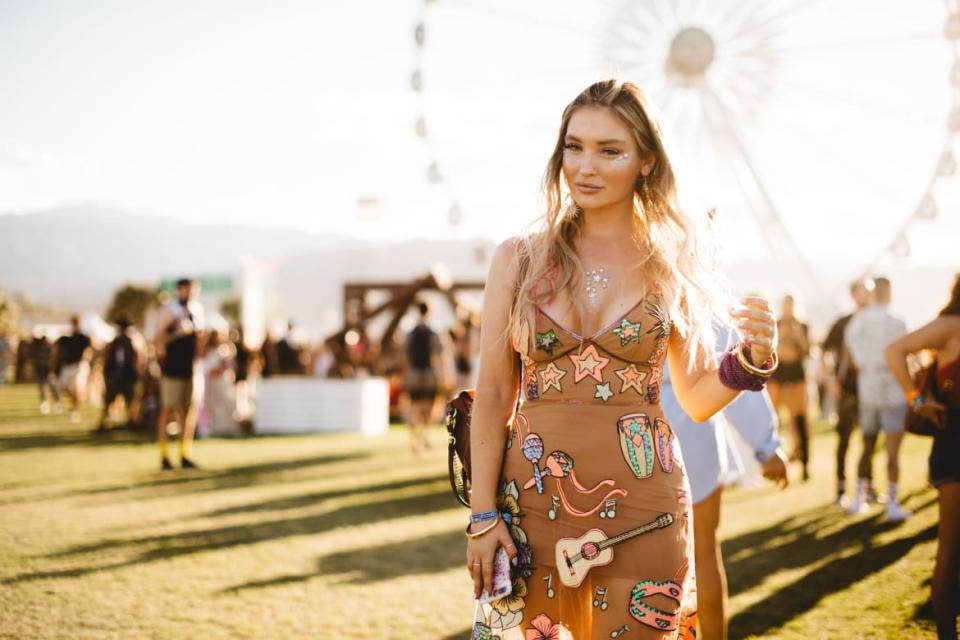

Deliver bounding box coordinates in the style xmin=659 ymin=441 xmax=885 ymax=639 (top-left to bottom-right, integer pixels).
xmin=404 ymin=367 xmax=438 ymax=401
xmin=105 ymin=375 xmax=137 ymax=405
xmin=161 ymin=376 xmax=194 ymax=411
xmin=58 ymin=362 xmax=89 ymax=397
xmin=859 ymin=403 xmax=907 ymax=437
xmin=930 ymin=431 xmax=960 ymax=488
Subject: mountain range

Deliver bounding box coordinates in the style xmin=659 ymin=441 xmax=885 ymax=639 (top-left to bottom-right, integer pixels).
xmin=0 ymin=203 xmax=356 ymax=312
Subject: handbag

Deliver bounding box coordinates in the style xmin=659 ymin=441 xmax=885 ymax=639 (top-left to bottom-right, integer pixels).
xmin=444 ymin=389 xmax=475 ymax=508
xmin=904 ymin=358 xmax=959 ymax=436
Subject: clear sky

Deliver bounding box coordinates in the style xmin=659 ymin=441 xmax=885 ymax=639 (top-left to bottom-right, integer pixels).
xmin=2 ymin=0 xmax=958 ymax=269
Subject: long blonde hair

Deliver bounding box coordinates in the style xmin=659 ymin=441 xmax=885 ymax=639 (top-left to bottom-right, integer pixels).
xmin=510 ymin=79 xmax=728 ymax=367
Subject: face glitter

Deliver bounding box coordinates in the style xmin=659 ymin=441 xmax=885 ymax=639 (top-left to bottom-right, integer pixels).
xmin=611 ymin=151 xmax=632 ymax=166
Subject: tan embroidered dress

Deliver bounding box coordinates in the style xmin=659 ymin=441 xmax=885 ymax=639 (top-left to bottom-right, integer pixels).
xmin=477 ymin=293 xmax=697 ymax=640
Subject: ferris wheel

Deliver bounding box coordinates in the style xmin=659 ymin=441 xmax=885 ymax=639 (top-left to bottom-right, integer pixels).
xmin=411 ymin=0 xmax=960 ymax=314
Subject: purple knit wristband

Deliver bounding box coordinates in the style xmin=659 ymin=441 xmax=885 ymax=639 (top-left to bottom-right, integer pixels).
xmin=718 ymin=346 xmax=769 ymax=392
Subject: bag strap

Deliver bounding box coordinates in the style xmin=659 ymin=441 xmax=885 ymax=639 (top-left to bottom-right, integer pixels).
xmin=446 ymin=391 xmax=472 ymax=508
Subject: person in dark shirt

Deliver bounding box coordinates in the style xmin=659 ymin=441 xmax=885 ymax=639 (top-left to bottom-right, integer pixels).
xmin=403 ymin=301 xmax=445 ymax=453
xmin=97 ymin=317 xmax=142 ymax=431
xmin=822 ymin=278 xmax=876 ymax=506
xmin=276 ymin=321 xmax=306 ymax=375
xmin=55 ymin=316 xmax=92 ymax=423
xmin=30 ymin=331 xmax=60 ymax=414
xmin=154 ymin=278 xmax=204 ymax=470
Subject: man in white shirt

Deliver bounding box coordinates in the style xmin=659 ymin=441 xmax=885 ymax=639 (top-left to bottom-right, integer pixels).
xmin=844 ymin=277 xmax=909 ymax=521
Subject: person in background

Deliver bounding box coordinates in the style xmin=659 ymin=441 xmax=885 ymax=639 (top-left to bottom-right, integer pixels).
xmin=663 ymin=322 xmax=789 ymax=639
xmin=451 ymin=312 xmax=477 ymax=390
xmin=884 ymin=274 xmax=960 ymax=639
xmin=822 ymin=278 xmax=877 ymax=506
xmin=154 ymin=278 xmax=204 ymax=470
xmin=231 ymin=327 xmax=253 ymax=423
xmin=277 ymin=321 xmax=307 ymax=375
xmin=311 ymin=341 xmax=335 ymax=378
xmin=0 ymin=331 xmax=10 ymax=384
xmin=136 ymin=346 xmax=163 ymax=431
xmin=97 ymin=317 xmax=142 ymax=431
xmin=403 ymin=301 xmax=444 ymax=453
xmin=16 ymin=333 xmax=32 ymax=383
xmin=844 ymin=276 xmax=910 ymax=521
xmin=54 ymin=315 xmax=92 ymax=423
xmin=30 ymin=330 xmax=60 ymax=414
xmin=259 ymin=334 xmax=278 ymax=378
xmin=768 ymin=294 xmax=811 ymax=480
xmin=199 ymin=330 xmax=238 ymax=436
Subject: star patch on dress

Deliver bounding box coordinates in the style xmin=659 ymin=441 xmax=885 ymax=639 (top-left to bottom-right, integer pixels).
xmin=614 ymin=364 xmax=648 ymax=395
xmin=612 ymin=318 xmax=641 ymax=346
xmin=569 ymin=344 xmax=610 ymax=383
xmin=535 ymin=329 xmax=561 ymax=356
xmin=595 ymin=383 xmax=614 ymax=402
xmin=538 ymin=362 xmax=567 ymax=393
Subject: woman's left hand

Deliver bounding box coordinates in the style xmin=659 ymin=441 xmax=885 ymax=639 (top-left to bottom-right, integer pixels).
xmin=731 ymin=296 xmax=778 ymax=366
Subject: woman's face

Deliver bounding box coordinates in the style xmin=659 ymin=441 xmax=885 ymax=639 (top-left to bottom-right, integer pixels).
xmin=561 ymin=106 xmax=651 ymax=210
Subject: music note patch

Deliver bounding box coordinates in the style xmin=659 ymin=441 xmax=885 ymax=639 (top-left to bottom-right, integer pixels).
xmin=598 ymin=498 xmax=617 ymax=519
xmin=543 ymin=572 xmax=556 ymax=599
xmin=592 ymin=586 xmax=609 ymax=611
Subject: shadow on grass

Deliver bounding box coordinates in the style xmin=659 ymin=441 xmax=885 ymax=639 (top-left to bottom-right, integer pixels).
xmin=730 ymin=523 xmax=937 ymax=637
xmin=223 ymin=528 xmax=464 ymax=592
xmin=3 ymin=485 xmax=456 ymax=585
xmin=0 ymin=451 xmax=371 ymax=506
xmin=87 ymin=451 xmax=370 ymax=495
xmin=722 ymin=489 xmax=938 ymax=637
xmin=439 ymin=629 xmax=472 ymax=640
xmin=723 ymin=488 xmax=936 ymax=598
xmin=202 ymin=473 xmax=447 ymax=518
xmin=0 ymin=425 xmax=152 ymax=452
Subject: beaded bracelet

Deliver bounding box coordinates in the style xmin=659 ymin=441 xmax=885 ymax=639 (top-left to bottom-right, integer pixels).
xmin=471 ymin=510 xmax=498 ymax=523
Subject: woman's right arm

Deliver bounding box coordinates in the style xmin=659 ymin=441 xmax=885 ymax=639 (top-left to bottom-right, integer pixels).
xmin=884 ymin=316 xmax=956 ymax=394
xmin=466 ymin=238 xmax=522 ymax=598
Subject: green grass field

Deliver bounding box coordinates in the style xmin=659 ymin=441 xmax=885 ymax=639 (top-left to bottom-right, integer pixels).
xmin=0 ymin=384 xmax=942 ymax=639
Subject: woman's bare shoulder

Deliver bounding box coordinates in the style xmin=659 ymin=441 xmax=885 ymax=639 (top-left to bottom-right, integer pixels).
xmin=489 ymin=235 xmax=529 ymax=277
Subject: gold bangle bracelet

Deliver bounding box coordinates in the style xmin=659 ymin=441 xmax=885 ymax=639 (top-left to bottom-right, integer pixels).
xmin=465 ymin=515 xmax=500 ymax=539
xmin=735 ymin=343 xmax=779 ymax=377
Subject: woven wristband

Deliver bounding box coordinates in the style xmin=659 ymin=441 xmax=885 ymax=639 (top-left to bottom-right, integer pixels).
xmin=719 ymin=346 xmax=769 ymax=392
xmin=471 ymin=510 xmax=498 ymax=523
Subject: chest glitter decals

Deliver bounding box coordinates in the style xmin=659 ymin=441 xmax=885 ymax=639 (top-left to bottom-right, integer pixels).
xmin=584 ymin=267 xmax=610 ymax=310
xmin=569 ymin=344 xmax=609 ymax=383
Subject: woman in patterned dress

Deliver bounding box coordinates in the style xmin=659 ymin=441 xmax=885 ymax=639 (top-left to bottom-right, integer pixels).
xmin=465 ymin=79 xmax=778 ymax=639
